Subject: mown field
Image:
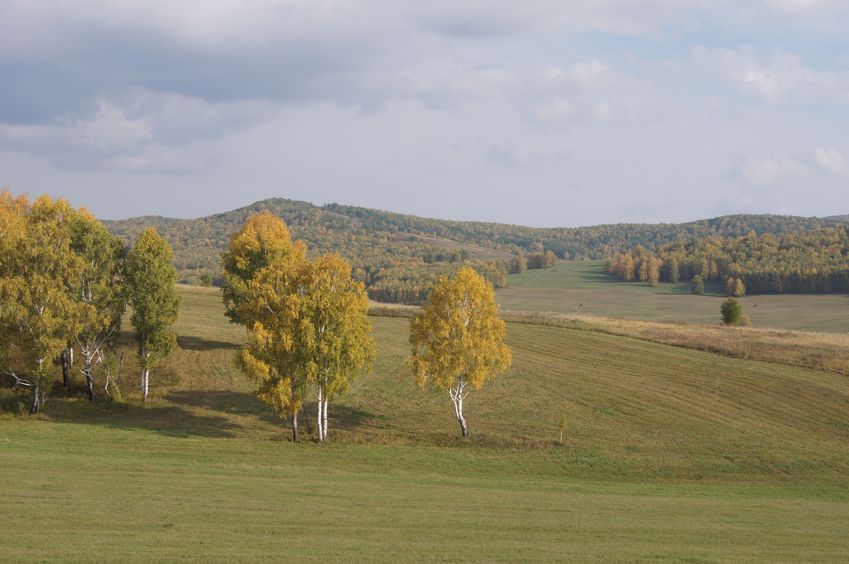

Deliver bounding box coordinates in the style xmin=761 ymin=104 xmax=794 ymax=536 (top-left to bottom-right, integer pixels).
xmin=2 ymin=285 xmax=849 ymax=561
xmin=497 ymin=260 xmax=849 ymax=333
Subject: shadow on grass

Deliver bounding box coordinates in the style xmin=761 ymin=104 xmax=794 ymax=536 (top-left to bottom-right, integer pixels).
xmin=167 ymin=390 xmax=280 ymax=426
xmin=177 ymin=336 xmax=242 ymax=351
xmin=48 ymin=400 xmax=242 ymax=438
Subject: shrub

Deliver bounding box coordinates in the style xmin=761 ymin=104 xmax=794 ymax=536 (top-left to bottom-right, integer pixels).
xmin=721 ymin=298 xmax=743 ymax=325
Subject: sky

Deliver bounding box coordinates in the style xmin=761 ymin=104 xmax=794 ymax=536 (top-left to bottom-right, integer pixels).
xmin=1 ymin=1 xmax=849 ymax=227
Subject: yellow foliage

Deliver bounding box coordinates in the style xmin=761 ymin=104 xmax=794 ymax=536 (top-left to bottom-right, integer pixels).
xmin=409 ymin=266 xmax=511 ymax=392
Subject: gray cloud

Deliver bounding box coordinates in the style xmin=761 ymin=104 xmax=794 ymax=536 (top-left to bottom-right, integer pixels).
xmin=2 ymin=1 xmax=849 ymax=224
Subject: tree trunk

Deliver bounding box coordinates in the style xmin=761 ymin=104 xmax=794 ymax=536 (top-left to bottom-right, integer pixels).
xmin=449 ymin=379 xmax=470 ymax=438
xmin=30 ymin=381 xmax=40 ymax=415
xmin=61 ymin=350 xmax=70 ymax=388
xmin=292 ymin=411 xmax=299 ymax=443
xmin=116 ymin=352 xmax=124 ymax=396
xmin=455 ymin=401 xmax=469 ymax=438
xmin=84 ymin=357 xmax=95 ymax=402
xmin=316 ymin=388 xmax=324 ymax=442
xmin=30 ymin=360 xmax=44 ymax=415
xmin=141 ymin=368 xmax=149 ymax=402
xmin=69 ymin=347 xmax=73 ymax=370
xmin=323 ymin=397 xmax=329 ymax=442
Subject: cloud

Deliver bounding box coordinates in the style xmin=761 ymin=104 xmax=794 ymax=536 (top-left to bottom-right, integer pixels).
xmin=814 ymin=147 xmax=849 ymax=176
xmin=738 ymin=156 xmax=809 ymax=185
xmin=692 ymin=46 xmax=849 ymax=104
xmin=0 ymin=92 xmax=270 ymax=173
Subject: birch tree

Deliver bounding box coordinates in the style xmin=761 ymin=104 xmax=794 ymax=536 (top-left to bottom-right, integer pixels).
xmin=239 ymin=256 xmax=308 ymax=442
xmin=0 ymin=194 xmax=85 ymax=413
xmin=409 ymin=267 xmax=511 ymax=437
xmin=125 ymin=228 xmax=180 ymax=402
xmin=297 ymin=254 xmax=374 ymax=442
xmin=68 ymin=211 xmax=127 ymax=401
xmin=222 ymin=211 xmax=306 ymax=326
xmin=223 ymin=212 xmax=307 ymax=440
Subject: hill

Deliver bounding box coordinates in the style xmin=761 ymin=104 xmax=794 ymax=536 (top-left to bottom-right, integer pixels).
xmin=2 ymin=286 xmax=849 ymax=560
xmin=105 ymin=198 xmax=844 ymax=302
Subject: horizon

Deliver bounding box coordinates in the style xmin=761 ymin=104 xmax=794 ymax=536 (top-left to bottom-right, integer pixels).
xmin=5 ymin=189 xmax=845 ymax=230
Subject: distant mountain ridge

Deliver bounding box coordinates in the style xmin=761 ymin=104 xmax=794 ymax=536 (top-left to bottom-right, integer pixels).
xmin=104 ymin=197 xmax=848 ymax=301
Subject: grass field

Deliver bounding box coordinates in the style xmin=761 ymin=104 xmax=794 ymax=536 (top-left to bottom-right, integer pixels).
xmin=2 ymin=285 xmax=849 ymax=560
xmin=497 ymin=260 xmax=849 ymax=333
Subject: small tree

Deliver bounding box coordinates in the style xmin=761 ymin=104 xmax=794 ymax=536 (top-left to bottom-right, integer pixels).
xmin=734 ymin=278 xmax=746 ymax=297
xmin=691 ymin=275 xmax=705 ymax=295
xmin=725 ymin=277 xmax=745 ymax=297
xmin=721 ymin=298 xmax=743 ymax=326
xmin=125 ymin=228 xmax=180 ymax=401
xmin=409 ymin=267 xmax=512 ymax=437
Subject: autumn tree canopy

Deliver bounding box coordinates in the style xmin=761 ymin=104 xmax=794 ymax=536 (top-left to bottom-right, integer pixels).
xmin=409 ymin=267 xmax=511 ymax=437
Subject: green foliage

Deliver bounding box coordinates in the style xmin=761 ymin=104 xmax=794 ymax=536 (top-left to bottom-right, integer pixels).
xmin=68 ymin=210 xmax=127 ymax=400
xmin=721 ymin=299 xmax=743 ymax=326
xmin=691 ymin=276 xmax=705 ymax=295
xmin=125 ymin=228 xmax=180 ymax=371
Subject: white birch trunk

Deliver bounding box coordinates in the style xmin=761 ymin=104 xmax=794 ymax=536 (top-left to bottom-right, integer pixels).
xmin=449 ymin=377 xmax=469 ymax=437
xmin=323 ymin=397 xmax=329 ymax=442
xmin=141 ymin=368 xmax=150 ymax=402
xmin=316 ymin=387 xmax=324 ymax=442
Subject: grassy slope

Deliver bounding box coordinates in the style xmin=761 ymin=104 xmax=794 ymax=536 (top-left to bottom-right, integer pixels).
xmin=2 ymin=286 xmax=849 ymax=560
xmin=498 ymin=260 xmax=849 ymax=332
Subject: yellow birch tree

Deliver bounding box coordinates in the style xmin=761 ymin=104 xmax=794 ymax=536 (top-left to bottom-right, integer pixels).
xmin=409 ymin=267 xmax=511 ymax=437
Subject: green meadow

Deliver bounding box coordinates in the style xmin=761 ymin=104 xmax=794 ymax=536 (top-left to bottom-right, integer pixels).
xmin=497 ymin=260 xmax=849 ymax=333
xmin=2 ymin=286 xmax=849 ymax=561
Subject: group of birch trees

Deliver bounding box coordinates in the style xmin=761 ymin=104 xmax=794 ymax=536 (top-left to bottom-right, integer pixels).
xmin=226 ymin=212 xmax=512 ymax=441
xmin=222 ymin=212 xmax=375 ymax=442
xmin=0 ymin=192 xmax=179 ymax=412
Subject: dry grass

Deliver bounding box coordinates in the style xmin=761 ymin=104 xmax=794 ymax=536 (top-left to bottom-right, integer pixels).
xmin=502 ymin=310 xmax=849 ymax=376
xmin=370 ymin=298 xmax=849 ymax=377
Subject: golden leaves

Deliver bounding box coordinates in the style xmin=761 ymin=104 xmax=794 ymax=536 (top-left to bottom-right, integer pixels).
xmin=409 ymin=266 xmax=511 ymax=393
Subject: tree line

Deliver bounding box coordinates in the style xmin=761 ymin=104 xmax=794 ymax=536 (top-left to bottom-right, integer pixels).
xmin=606 ymin=227 xmax=849 ymax=295
xmin=0 ymin=192 xmax=179 ymax=413
xmin=106 ymin=197 xmax=836 ymax=303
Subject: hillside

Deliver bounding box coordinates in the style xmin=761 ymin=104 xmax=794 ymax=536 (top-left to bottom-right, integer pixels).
xmin=3 ymin=286 xmax=849 ymax=560
xmin=105 ymin=198 xmax=844 ymax=301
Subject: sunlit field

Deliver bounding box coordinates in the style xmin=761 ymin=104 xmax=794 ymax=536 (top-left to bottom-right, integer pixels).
xmin=497 ymin=260 xmax=849 ymax=333
xmin=2 ymin=286 xmax=849 ymax=560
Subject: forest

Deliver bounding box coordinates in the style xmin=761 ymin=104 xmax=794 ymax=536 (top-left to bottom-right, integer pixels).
xmin=106 ymin=197 xmax=847 ymax=303
xmin=606 ymin=226 xmax=849 ymax=294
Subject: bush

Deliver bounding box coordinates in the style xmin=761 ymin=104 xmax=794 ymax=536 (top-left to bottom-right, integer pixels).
xmin=721 ymin=298 xmax=743 ymax=325
xmin=691 ymin=275 xmax=705 ymax=295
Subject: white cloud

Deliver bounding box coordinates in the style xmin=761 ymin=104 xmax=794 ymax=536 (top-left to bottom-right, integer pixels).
xmin=814 ymin=147 xmax=849 ymax=176
xmin=739 ymin=156 xmax=809 ymax=185
xmin=692 ymin=46 xmax=849 ymax=104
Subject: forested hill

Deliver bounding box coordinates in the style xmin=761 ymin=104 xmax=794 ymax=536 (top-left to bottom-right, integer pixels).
xmin=104 ymin=197 xmax=845 ymax=300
